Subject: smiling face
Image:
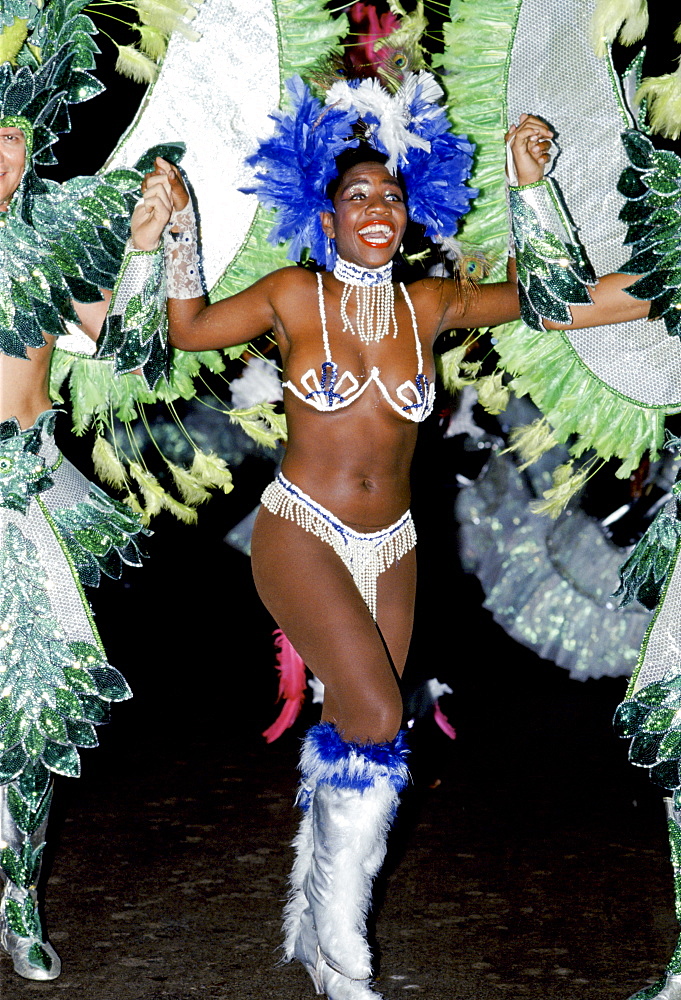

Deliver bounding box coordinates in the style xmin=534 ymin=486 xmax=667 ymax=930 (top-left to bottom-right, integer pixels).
xmin=0 ymin=127 xmax=26 ymax=209
xmin=320 ymin=161 xmax=408 ymax=269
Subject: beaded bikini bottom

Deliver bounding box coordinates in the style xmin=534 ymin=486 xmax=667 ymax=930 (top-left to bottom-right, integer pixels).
xmin=260 ymin=473 xmax=416 ymax=620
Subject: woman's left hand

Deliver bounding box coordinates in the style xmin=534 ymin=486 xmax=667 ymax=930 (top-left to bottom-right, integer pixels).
xmin=505 ymin=114 xmax=554 ymax=186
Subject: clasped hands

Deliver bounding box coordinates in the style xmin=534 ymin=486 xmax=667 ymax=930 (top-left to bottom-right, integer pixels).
xmin=506 ymin=113 xmax=554 ymax=186
xmin=130 ymin=157 xmax=189 ymax=251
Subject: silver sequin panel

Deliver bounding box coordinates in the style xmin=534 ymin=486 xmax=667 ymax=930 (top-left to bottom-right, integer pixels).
xmin=634 ymin=546 xmax=681 ymax=692
xmin=1 ymin=446 xmax=101 ymax=651
xmin=507 ymin=0 xmax=681 ymax=407
xmin=106 ymin=0 xmax=280 ymax=292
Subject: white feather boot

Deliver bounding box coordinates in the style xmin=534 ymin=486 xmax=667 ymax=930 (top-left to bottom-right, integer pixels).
xmin=283 ymin=786 xmax=320 ymax=985
xmin=284 ymin=723 xmax=409 ymax=999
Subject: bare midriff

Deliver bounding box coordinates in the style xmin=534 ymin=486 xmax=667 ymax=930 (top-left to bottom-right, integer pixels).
xmin=281 ymin=387 xmax=418 ymax=531
xmin=0 ymin=337 xmax=55 ymax=428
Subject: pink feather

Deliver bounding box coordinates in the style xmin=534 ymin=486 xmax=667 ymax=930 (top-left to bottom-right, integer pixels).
xmin=348 ymin=2 xmax=400 ymax=77
xmin=262 ymin=630 xmax=308 ymax=743
xmin=433 ymin=699 xmax=457 ymax=741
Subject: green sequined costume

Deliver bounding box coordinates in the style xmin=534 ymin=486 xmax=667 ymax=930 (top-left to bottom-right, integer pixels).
xmin=484 ymin=2 xmax=681 ymax=995
xmin=0 ymin=1 xmax=172 ymax=980
xmin=0 ymin=409 xmax=144 ymax=977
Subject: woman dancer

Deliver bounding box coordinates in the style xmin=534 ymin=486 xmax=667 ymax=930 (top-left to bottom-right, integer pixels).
xmin=138 ymin=80 xmax=623 ymax=996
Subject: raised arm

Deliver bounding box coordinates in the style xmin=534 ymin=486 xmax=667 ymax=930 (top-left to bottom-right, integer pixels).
xmin=434 ymin=273 xmax=520 ymax=335
xmin=133 ymin=158 xmax=283 ymax=352
xmin=506 ymin=115 xmax=651 ymax=330
xmin=167 ymin=271 xmax=283 ymax=352
xmin=547 ymin=273 xmax=649 ymax=329
xmin=432 ymin=115 xmax=554 ymax=334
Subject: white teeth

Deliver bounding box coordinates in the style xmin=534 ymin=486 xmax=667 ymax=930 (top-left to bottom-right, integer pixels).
xmin=359 ymin=224 xmax=392 ymax=236
xmin=359 ymin=224 xmax=393 ymax=244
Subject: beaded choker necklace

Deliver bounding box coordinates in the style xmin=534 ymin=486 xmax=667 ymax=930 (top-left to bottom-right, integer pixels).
xmin=332 ymin=256 xmax=396 ymax=344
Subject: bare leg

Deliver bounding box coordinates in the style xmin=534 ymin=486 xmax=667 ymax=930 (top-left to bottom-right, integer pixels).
xmin=320 ymin=546 xmax=416 ymax=735
xmin=251 ymin=506 xmax=415 ymax=743
xmin=254 ymin=505 xmax=415 ymax=999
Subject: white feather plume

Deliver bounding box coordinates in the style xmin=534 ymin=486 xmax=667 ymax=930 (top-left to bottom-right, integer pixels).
xmin=325 ymin=71 xmax=444 ymax=171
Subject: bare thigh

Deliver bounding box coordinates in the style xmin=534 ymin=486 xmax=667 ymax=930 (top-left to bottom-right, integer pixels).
xmin=251 ymin=506 xmax=416 ymax=743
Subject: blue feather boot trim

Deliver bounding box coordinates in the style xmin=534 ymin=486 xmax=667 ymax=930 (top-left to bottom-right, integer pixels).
xmin=298 ymin=722 xmax=410 ymax=800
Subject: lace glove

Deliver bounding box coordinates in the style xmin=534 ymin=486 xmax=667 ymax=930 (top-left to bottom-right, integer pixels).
xmin=164 ymin=200 xmax=204 ymax=299
xmin=96 ymin=240 xmax=168 ymax=389
xmin=508 ymin=177 xmax=597 ymax=330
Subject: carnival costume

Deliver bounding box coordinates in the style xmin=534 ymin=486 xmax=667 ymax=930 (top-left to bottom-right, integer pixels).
xmin=220 ymin=43 xmax=480 ymax=998
xmin=0 ymin=411 xmax=143 ymax=979
xmin=0 ymin=0 xmax=439 ymax=990
xmin=0 ymin=0 xmax=209 ymax=980
xmin=439 ymin=1 xmax=681 ymax=996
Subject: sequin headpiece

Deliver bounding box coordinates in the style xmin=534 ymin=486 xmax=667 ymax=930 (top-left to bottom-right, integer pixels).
xmin=0 ymin=0 xmax=190 ymax=376
xmin=0 ymin=1 xmax=107 ymax=217
xmin=0 ymin=0 xmax=197 ymax=215
xmin=243 ymin=70 xmax=478 ymax=269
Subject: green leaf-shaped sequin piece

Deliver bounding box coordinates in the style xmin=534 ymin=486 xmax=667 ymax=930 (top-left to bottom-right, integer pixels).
xmin=0 ymin=515 xmax=130 ymax=783
xmin=26 ymin=942 xmax=52 ymax=972
xmin=0 ymin=411 xmax=57 ymax=512
xmin=50 ymin=481 xmax=148 ymax=589
xmin=509 ymin=179 xmax=597 ymax=331
xmin=616 ymin=662 xmax=681 ymax=793
xmin=95 ymin=244 xmax=168 ymax=389
xmin=617 ymin=129 xmax=681 ymax=338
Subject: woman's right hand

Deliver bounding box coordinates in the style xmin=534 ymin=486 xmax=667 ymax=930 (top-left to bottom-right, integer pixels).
xmin=505 ymin=114 xmax=554 ymax=186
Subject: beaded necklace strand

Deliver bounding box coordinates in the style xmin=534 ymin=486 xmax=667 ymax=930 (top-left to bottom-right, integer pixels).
xmin=332 ymin=256 xmax=396 ymax=344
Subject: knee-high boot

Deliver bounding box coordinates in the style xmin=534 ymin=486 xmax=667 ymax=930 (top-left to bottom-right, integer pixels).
xmin=284 ymin=723 xmax=409 ymax=999
xmin=627 ymin=799 xmax=681 ymax=1000
xmin=0 ymin=763 xmax=61 ymax=980
xmin=283 ymin=781 xmax=317 ymax=972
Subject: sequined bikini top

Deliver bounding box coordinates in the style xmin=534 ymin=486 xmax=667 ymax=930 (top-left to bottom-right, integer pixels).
xmin=282 ymin=272 xmax=435 ymax=422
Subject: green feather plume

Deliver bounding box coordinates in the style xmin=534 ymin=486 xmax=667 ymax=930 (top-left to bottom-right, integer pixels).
xmin=590 ymin=0 xmax=649 ymax=57
xmin=92 ymin=435 xmax=128 ymax=489
xmin=636 ymin=69 xmax=681 ymax=140
xmin=134 ymin=24 xmax=167 ymax=61
xmin=476 ymin=372 xmax=510 ymax=415
xmin=190 ymin=450 xmax=234 ymax=494
xmin=437 ymin=343 xmax=472 ymax=393
xmin=128 ymin=462 xmax=165 ymax=519
xmin=505 ymin=417 xmax=558 ymax=471
xmin=165 ymin=460 xmax=212 ymax=506
xmin=0 ymin=16 xmax=28 ymax=65
xmin=228 ymin=403 xmax=287 ymax=449
xmin=115 ymin=43 xmax=159 ymax=84
xmin=530 ymin=460 xmax=597 ymax=519
xmin=161 ymin=493 xmax=198 ymax=524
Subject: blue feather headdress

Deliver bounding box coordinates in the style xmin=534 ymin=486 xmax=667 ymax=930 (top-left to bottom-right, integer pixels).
xmin=243 ymin=70 xmax=478 ymax=269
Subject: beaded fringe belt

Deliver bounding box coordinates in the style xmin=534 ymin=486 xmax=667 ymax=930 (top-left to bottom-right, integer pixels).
xmin=260 ymin=474 xmax=416 ymax=620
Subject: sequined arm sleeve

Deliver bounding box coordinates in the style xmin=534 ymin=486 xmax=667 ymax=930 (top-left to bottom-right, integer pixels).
xmin=164 ymin=201 xmax=205 ymax=299
xmin=508 ymin=178 xmax=597 ymax=331
xmin=617 ymin=129 xmax=681 ymax=338
xmin=95 ymin=241 xmax=168 ymax=390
